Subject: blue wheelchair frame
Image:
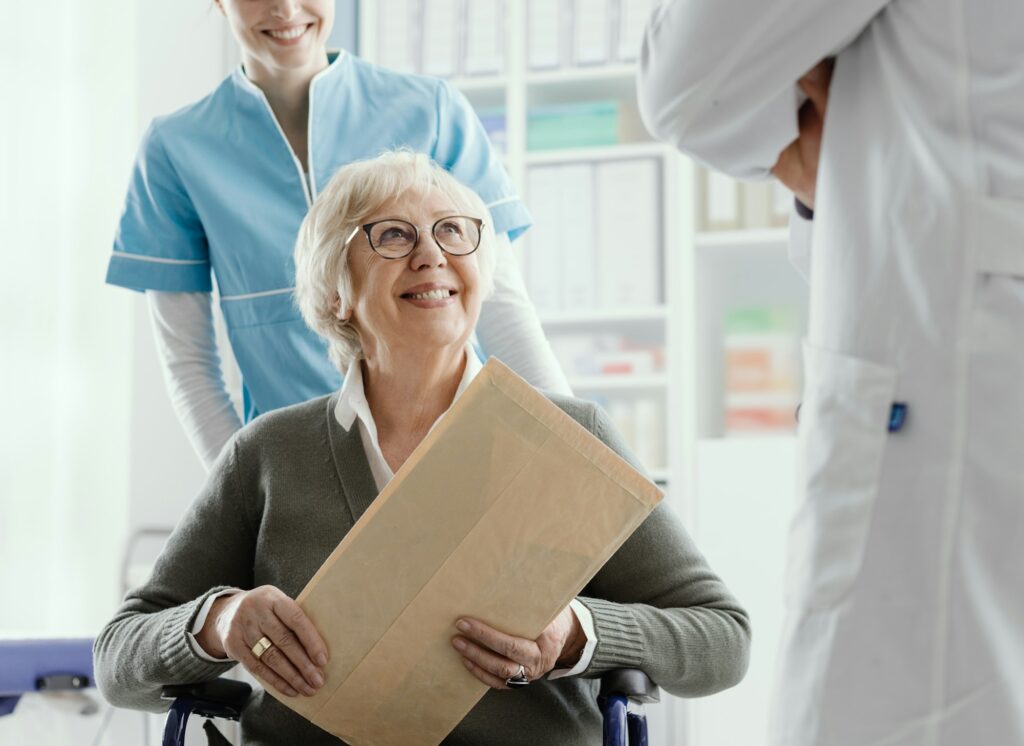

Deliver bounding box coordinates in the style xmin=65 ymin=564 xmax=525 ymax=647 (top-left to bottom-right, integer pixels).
xmin=161 ymin=668 xmax=659 ymax=746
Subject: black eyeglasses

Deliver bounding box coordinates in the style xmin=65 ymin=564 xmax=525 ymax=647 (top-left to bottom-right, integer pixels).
xmin=346 ymin=216 xmax=484 ymax=259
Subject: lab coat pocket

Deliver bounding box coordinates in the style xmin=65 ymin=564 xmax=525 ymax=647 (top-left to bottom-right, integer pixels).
xmin=784 ymin=341 xmax=897 ymax=612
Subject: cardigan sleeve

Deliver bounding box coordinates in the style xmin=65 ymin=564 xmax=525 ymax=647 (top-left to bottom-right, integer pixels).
xmin=93 ymin=440 xmax=257 ymax=712
xmin=575 ymin=404 xmax=752 ymax=698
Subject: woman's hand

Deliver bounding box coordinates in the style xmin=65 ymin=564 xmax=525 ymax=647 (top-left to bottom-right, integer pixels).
xmin=196 ymin=585 xmax=329 ymax=698
xmin=451 ymin=605 xmax=586 ymax=690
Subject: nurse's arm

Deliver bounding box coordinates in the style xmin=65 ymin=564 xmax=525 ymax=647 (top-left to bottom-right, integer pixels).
xmin=147 ymin=290 xmax=243 ymax=470
xmin=475 ymin=233 xmax=572 ymax=396
xmin=637 ymin=0 xmax=889 ymax=179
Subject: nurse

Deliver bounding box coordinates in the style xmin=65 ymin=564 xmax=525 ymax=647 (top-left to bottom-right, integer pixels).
xmin=106 ymin=0 xmax=569 ymax=469
xmin=638 ymin=2 xmax=1024 ymax=745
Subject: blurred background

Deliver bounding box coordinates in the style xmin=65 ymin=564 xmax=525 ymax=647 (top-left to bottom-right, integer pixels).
xmin=0 ymin=1 xmax=807 ymax=743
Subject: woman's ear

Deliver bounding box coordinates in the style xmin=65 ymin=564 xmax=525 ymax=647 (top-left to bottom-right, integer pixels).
xmin=330 ymin=293 xmax=352 ymax=322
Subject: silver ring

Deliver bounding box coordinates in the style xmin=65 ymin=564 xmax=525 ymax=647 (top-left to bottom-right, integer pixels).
xmin=505 ymin=664 xmax=530 ymax=688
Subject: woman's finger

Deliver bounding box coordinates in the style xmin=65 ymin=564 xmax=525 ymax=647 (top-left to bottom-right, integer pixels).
xmin=451 ymin=636 xmax=526 ymax=683
xmin=258 ymin=610 xmax=325 ymax=691
xmin=224 ymin=613 xmax=316 ymax=697
xmin=254 ymin=639 xmax=318 ymax=697
xmin=271 ymin=596 xmax=330 ymax=668
xmin=461 ymin=657 xmax=512 ymax=691
xmin=236 ymin=645 xmax=301 ymax=699
xmin=456 ymin=619 xmax=540 ymax=673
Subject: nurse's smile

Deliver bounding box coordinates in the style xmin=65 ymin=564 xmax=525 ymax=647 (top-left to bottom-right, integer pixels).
xmin=263 ymin=24 xmax=313 ymax=46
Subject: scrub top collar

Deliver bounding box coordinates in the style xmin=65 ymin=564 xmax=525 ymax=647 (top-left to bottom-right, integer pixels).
xmin=230 ymin=48 xmax=349 ymax=99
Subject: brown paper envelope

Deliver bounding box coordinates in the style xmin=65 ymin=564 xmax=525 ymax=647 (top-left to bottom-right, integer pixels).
xmin=264 ymin=358 xmax=662 ymax=744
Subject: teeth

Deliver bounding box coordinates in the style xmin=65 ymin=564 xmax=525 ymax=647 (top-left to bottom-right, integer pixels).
xmin=408 ymin=289 xmax=452 ymax=300
xmin=268 ymin=25 xmax=307 ymax=40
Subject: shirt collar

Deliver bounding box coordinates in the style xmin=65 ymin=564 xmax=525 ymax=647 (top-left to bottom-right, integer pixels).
xmin=334 ymin=345 xmax=484 ymax=434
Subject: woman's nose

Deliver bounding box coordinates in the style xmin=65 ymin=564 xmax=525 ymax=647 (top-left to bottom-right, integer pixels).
xmin=410 ymin=234 xmax=448 ymax=270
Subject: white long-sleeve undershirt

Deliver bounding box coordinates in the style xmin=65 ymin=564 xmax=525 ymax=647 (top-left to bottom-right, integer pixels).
xmin=146 ymin=234 xmax=570 ymax=471
xmin=146 ymin=290 xmax=243 ymax=470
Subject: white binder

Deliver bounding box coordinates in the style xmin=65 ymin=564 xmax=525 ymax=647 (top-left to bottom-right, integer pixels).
xmin=524 ymin=166 xmax=565 ymax=312
xmin=595 ymin=158 xmax=662 ymax=307
xmin=573 ymin=0 xmax=611 ymax=66
xmin=421 ymin=0 xmax=461 ymax=78
xmin=615 ymin=0 xmax=658 ymax=62
xmin=558 ymin=163 xmax=597 ymax=311
xmin=463 ymin=0 xmax=505 ymax=75
xmin=527 ymin=0 xmax=565 ymax=69
xmin=377 ymin=0 xmax=422 ymax=74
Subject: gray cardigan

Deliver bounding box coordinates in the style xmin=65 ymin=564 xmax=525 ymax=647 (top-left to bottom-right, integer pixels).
xmin=94 ymin=392 xmax=750 ymax=745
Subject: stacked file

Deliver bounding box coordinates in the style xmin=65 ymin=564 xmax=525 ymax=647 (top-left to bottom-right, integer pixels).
xmin=379 ymin=0 xmax=506 ymax=78
xmin=697 ymin=167 xmax=793 ymax=231
xmin=527 ymin=0 xmax=660 ymax=69
xmin=527 ymin=101 xmax=620 ymax=151
xmin=521 ymin=158 xmax=662 ymax=313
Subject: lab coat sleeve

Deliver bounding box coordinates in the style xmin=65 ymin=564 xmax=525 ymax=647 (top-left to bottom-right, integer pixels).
xmin=475 ymin=234 xmax=572 ymax=395
xmin=93 ymin=441 xmax=255 ymax=712
xmin=637 ymin=0 xmax=890 ymax=179
xmin=574 ymin=405 xmax=752 ymax=697
xmin=147 ymin=291 xmax=242 ymax=471
xmin=432 ymin=81 xmax=533 ymax=240
xmin=106 ymin=121 xmax=212 ymax=292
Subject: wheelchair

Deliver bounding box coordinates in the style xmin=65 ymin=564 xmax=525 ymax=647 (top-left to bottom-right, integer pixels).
xmin=161 ymin=668 xmax=659 ymax=746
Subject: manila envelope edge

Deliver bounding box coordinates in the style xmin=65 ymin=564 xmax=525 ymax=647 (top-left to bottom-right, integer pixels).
xmin=262 ymin=357 xmax=663 ymax=737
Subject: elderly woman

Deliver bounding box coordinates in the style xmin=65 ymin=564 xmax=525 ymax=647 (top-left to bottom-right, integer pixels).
xmin=93 ymin=151 xmax=750 ymax=744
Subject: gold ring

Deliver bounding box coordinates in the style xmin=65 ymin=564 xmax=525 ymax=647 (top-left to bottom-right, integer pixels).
xmin=251 ymin=636 xmax=273 ymax=660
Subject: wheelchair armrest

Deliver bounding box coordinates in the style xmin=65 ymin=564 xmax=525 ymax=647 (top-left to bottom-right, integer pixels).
xmin=598 ymin=669 xmax=660 ymax=705
xmin=160 ymin=679 xmax=252 ymax=721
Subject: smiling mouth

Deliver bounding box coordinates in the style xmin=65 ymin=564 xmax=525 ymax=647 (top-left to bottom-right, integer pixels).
xmin=264 ymin=24 xmax=311 ymax=41
xmin=401 ymin=289 xmax=457 ymax=301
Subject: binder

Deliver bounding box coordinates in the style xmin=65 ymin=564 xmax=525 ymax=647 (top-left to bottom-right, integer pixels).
xmin=524 ymin=166 xmax=565 ymax=312
xmin=377 ymin=0 xmax=422 ymax=74
xmin=700 ymin=168 xmax=742 ymax=230
xmin=595 ymin=158 xmax=662 ymax=307
xmin=615 ymin=0 xmax=658 ymax=62
xmin=573 ymin=0 xmax=611 ymax=66
xmin=463 ymin=0 xmax=505 ymax=75
xmin=422 ymin=0 xmax=461 ymax=78
xmin=528 ymin=0 xmax=565 ymax=69
xmin=558 ymin=163 xmax=597 ymax=311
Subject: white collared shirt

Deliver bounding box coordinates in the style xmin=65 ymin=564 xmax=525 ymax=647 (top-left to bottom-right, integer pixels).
xmin=191 ymin=346 xmax=596 ymax=678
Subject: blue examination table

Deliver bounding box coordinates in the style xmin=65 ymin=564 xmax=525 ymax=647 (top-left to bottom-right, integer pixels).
xmin=0 ymin=638 xmax=94 ymax=717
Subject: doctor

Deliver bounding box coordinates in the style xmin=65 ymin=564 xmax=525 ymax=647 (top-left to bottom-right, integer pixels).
xmin=639 ymin=2 xmax=1024 ymax=745
xmin=106 ymin=0 xmax=569 ymax=469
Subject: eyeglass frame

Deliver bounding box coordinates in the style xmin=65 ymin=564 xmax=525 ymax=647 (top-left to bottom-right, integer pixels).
xmin=344 ymin=215 xmax=485 ymax=259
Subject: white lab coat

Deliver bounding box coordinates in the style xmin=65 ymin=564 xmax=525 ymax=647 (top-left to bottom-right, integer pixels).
xmin=638 ymin=2 xmax=1024 ymax=745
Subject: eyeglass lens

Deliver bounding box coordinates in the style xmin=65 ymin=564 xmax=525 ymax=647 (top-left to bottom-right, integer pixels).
xmin=368 ymin=217 xmax=480 ymax=257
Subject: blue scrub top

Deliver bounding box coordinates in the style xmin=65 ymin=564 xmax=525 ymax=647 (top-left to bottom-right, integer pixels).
xmin=107 ymin=51 xmax=531 ymax=421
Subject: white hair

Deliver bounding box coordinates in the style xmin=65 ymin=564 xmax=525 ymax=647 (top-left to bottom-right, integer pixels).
xmin=294 ymin=150 xmax=497 ymax=371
